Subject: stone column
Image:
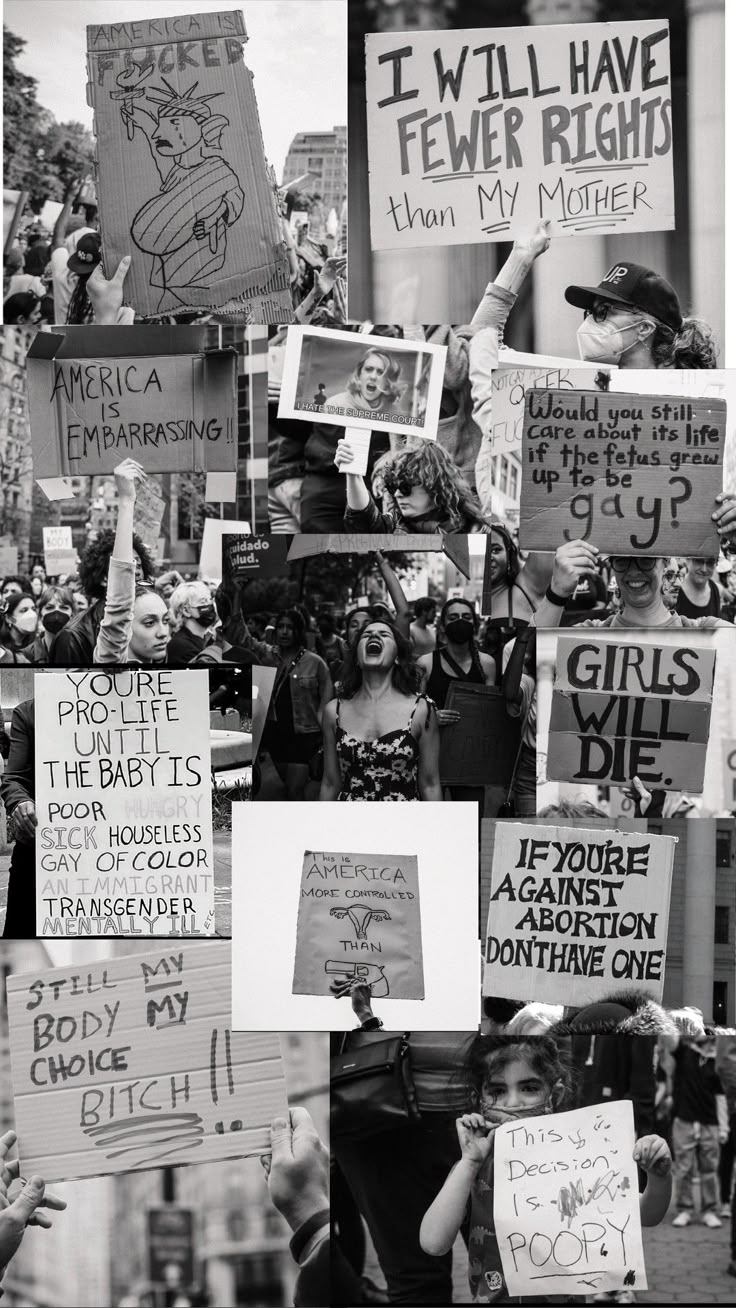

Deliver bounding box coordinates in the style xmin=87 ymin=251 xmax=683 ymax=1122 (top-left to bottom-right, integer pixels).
xmin=682 ymin=818 xmax=717 ymax=1021
xmin=525 ymin=0 xmax=608 ymax=357
xmin=685 ymin=0 xmax=725 ymax=359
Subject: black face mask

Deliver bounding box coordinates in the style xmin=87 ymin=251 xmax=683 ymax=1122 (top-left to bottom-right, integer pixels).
xmin=194 ymin=605 xmax=216 ymax=627
xmin=445 ymin=617 xmax=474 ymax=644
xmin=42 ymin=610 xmax=71 ymax=635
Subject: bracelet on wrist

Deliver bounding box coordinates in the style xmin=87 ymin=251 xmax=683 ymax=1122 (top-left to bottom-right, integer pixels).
xmin=545 ymin=583 xmax=569 ymax=607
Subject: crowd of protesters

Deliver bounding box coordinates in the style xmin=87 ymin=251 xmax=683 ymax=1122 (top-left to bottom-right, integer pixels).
xmin=4 ymin=183 xmax=347 ymax=328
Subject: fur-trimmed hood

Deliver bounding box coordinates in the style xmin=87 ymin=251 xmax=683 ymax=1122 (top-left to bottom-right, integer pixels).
xmin=550 ymin=990 xmax=679 ymax=1037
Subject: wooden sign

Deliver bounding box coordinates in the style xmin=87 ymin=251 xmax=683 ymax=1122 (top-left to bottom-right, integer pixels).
xmin=520 ymin=388 xmax=726 ymax=555
xmin=35 ymin=670 xmax=215 ymax=936
xmin=366 ymin=20 xmax=674 ymax=250
xmin=494 ymin=1100 xmax=647 ymax=1297
xmin=292 ymin=849 xmax=424 ymax=1000
xmin=439 ymin=683 xmax=521 ymax=786
xmin=7 ymin=943 xmax=288 ymax=1181
xmin=547 ymin=634 xmax=716 ymax=792
xmin=484 ymin=822 xmax=675 ymax=1004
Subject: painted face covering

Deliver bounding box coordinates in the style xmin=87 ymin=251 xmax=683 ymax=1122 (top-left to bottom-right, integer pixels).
xmin=576 ymin=312 xmax=649 ymax=364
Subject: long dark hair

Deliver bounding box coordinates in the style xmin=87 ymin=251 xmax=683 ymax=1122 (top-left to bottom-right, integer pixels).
xmin=439 ymin=597 xmax=485 ymax=680
xmin=339 ymin=618 xmax=421 ymax=698
xmin=490 ymin=523 xmax=521 ymax=585
xmin=463 ymin=1034 xmax=571 ymax=1111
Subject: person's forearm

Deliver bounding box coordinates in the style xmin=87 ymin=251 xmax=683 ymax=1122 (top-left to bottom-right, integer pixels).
xmin=639 ymin=1172 xmax=672 ymax=1226
xmin=379 ymin=559 xmax=410 ymax=631
xmin=294 ymin=284 xmax=323 ymax=323
xmin=493 ymin=246 xmax=536 ymax=296
xmin=420 ymin=779 xmax=443 ymax=801
xmin=420 ymin=1159 xmax=477 ymax=1255
xmin=502 ymin=629 xmax=531 ymax=703
xmin=531 ymin=598 xmax=564 ymax=629
xmin=113 ymin=497 xmax=135 ymax=565
xmin=345 ymin=472 xmax=370 ymax=512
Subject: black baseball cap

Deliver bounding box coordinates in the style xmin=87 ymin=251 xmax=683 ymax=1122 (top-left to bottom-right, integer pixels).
xmin=565 ymin=262 xmax=683 ymax=333
xmin=67 ymin=232 xmax=101 ymax=277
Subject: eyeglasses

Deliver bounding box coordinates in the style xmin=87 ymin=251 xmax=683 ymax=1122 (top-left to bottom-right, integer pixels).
xmin=609 ymin=557 xmax=658 ymax=573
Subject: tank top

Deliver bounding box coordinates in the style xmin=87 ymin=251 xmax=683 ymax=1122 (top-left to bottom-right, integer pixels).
xmin=425 ymin=648 xmax=485 ymax=710
xmin=675 ymin=579 xmax=721 ymax=620
xmin=335 ymin=694 xmax=433 ymax=800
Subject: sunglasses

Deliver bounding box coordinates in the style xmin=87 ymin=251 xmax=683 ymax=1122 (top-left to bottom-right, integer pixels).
xmin=609 ymin=557 xmax=658 ymax=573
xmin=387 ymin=479 xmax=417 ymax=498
xmin=583 ymin=302 xmax=620 ymax=323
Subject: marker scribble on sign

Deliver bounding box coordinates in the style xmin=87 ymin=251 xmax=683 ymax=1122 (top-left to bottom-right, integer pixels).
xmin=329 ymin=905 xmax=392 ymax=939
xmin=113 ymin=65 xmax=245 ymax=312
xmin=324 ymin=960 xmax=390 ymax=997
xmin=83 ymin=1111 xmax=205 ymax=1165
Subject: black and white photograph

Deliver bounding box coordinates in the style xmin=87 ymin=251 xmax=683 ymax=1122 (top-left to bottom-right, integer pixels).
xmin=277 ymin=324 xmax=448 ymax=441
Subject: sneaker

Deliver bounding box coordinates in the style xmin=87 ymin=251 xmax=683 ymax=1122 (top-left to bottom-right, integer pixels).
xmin=721 ymin=1203 xmax=732 ymax=1218
xmin=672 ymin=1210 xmax=692 ymax=1226
xmin=702 ymin=1211 xmax=723 ymax=1228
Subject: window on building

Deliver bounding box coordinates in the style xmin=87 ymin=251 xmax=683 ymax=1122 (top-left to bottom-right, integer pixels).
xmin=714 ymin=905 xmax=730 ymax=945
xmin=716 ymin=828 xmax=732 ymax=867
xmin=508 ymin=463 xmax=519 ymax=501
xmin=713 ymin=980 xmax=728 ymax=1026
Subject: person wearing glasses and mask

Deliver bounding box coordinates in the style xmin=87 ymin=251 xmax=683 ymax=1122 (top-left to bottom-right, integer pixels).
xmin=535 ymin=545 xmax=733 ymax=630
xmin=93 ymin=460 xmax=171 ymax=665
xmin=566 ymin=262 xmax=718 ymax=370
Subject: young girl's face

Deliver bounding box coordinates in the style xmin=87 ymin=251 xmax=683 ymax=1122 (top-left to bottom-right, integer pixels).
xmin=480 ymin=1056 xmax=552 ymax=1122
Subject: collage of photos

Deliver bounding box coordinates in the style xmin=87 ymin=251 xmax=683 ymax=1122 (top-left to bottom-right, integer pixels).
xmin=1 ymin=0 xmax=736 ymax=1306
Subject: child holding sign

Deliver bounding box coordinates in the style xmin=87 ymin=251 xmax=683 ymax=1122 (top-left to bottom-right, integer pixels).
xmin=420 ymin=1036 xmax=672 ymax=1303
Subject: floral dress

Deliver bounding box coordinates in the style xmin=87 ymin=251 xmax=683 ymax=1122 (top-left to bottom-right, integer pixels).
xmin=335 ymin=694 xmax=434 ymax=800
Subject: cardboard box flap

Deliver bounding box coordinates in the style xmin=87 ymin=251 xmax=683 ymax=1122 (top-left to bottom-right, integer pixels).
xmin=40 ymin=325 xmax=210 ymax=358
xmin=86 ymin=10 xmax=247 ymax=52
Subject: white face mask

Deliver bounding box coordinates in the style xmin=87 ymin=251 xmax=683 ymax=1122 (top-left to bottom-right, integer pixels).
xmin=576 ymin=311 xmax=651 ymax=364
xmin=14 ymin=610 xmax=38 ymax=634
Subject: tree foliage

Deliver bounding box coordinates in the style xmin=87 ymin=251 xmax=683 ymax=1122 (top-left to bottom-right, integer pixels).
xmin=4 ymin=27 xmax=94 ymax=211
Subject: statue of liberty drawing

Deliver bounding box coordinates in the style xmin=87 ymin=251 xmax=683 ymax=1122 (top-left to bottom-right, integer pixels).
xmin=112 ymin=62 xmax=245 ymax=312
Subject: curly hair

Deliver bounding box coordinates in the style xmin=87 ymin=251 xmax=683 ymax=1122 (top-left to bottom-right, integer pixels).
xmin=382 ymin=444 xmax=489 ymax=531
xmin=462 ymin=1034 xmax=572 ymax=1113
xmin=339 ymin=618 xmax=421 ymax=698
xmin=78 ymin=529 xmax=155 ymax=600
xmin=490 ymin=523 xmax=521 ymax=585
xmin=347 ymin=349 xmax=404 ymax=405
xmin=651 ymin=316 xmax=718 ymax=369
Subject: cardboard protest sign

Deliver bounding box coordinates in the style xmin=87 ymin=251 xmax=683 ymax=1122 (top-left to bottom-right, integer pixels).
xmin=293 ymin=850 xmax=424 ymax=1000
xmin=439 ymin=684 xmax=521 ymax=786
xmin=287 ymin=534 xmax=471 ymax=579
xmin=486 ymin=360 xmax=607 ymax=457
xmin=26 ymin=327 xmax=238 ymax=483
xmin=520 ymin=388 xmax=726 ymax=555
xmin=133 ymin=476 xmax=166 ymax=549
xmin=723 ymin=740 xmax=736 ymax=809
xmin=223 ymin=533 xmax=290 ymax=578
xmin=548 ymin=634 xmax=716 ymax=792
xmin=35 ymin=670 xmax=215 ymax=936
xmin=366 ymin=20 xmax=674 ymax=250
xmin=43 ymin=526 xmax=79 ymax=577
xmin=6 ymin=943 xmax=288 ymax=1181
xmin=86 ymin=11 xmax=292 ymax=321
xmin=278 ymin=326 xmax=447 ymax=440
xmin=484 ymin=822 xmax=675 ymax=1003
xmin=493 ymin=1100 xmax=647 ymax=1297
